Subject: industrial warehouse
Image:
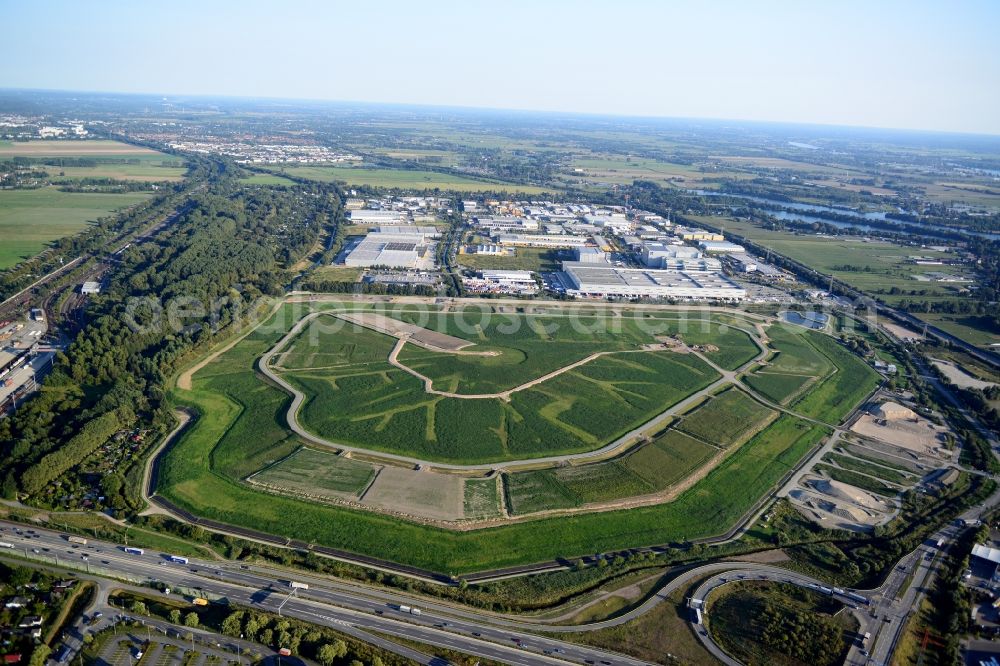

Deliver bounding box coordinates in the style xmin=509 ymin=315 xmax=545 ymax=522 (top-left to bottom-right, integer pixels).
xmin=557 ymin=262 xmax=747 ymax=300
xmin=343 ymin=228 xmax=439 ymax=269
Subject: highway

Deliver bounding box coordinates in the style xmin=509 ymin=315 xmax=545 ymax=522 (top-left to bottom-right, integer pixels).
xmin=0 ymin=519 xmax=653 ymax=666
xmin=5 ymin=471 xmax=999 ymax=666
xmin=679 ymin=480 xmax=1000 ymax=666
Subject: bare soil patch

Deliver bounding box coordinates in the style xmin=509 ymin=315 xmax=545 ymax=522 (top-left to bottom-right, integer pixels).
xmin=336 ymin=312 xmax=476 ymax=351
xmin=360 ymin=465 xmax=465 ymax=521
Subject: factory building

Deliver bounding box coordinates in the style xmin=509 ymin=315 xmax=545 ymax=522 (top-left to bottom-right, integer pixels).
xmin=674 ymin=227 xmax=724 ymax=241
xmin=498 ymin=234 xmax=591 ymax=248
xmin=343 ymin=230 xmax=434 ymax=269
xmin=641 ymin=242 xmax=701 ymax=268
xmin=575 ymin=247 xmax=609 ymax=263
xmin=375 ymin=225 xmax=439 ymax=237
xmin=560 ymin=262 xmax=746 ymax=301
xmin=348 ymin=209 xmax=407 ymax=225
xmin=698 ymin=240 xmax=746 ymax=254
xmin=462 ymin=270 xmax=539 ymax=295
xmin=728 ymin=254 xmax=758 ymax=273
xmin=584 ymin=214 xmax=633 ymax=234
xmin=474 ymin=216 xmax=539 ymax=233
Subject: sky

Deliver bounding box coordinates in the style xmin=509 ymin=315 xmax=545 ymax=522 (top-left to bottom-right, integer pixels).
xmin=1 ymin=0 xmax=999 ymax=134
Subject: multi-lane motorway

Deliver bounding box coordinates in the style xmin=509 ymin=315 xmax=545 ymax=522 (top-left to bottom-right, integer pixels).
xmin=4 ymin=469 xmax=997 ymax=666
xmin=0 ymin=519 xmax=650 ymax=666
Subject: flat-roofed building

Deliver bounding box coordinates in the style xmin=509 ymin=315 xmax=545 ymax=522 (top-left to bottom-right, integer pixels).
xmin=348 ymin=209 xmax=406 ymax=225
xmin=675 ymin=227 xmax=724 ymax=241
xmin=375 ymin=225 xmax=439 ymax=237
xmin=473 ymin=216 xmax=539 ymax=233
xmin=463 ymin=270 xmax=539 ymax=295
xmin=575 ymin=247 xmax=609 ymax=263
xmin=560 ymin=262 xmax=745 ymax=301
xmin=344 ymin=230 xmax=434 ymax=269
xmin=728 ymin=254 xmax=758 ymax=273
xmin=584 ymin=215 xmax=633 ymax=234
xmin=699 ymin=240 xmax=746 ymax=254
xmin=498 ymin=234 xmax=591 ymax=248
xmin=641 ymin=242 xmax=701 ymax=268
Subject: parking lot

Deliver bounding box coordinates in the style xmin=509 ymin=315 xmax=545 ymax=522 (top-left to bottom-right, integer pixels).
xmin=93 ymin=629 xmax=241 ymax=666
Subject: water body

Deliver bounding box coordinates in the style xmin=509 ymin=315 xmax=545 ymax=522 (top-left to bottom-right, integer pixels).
xmin=688 ymin=189 xmax=1000 ymax=240
xmin=782 ymin=311 xmax=829 ymax=329
xmin=689 ymin=189 xmax=889 ymax=220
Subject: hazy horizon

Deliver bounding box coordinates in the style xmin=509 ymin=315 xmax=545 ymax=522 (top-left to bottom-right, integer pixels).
xmin=2 ymin=0 xmax=998 ymax=135
xmin=8 ymin=86 xmax=1000 ymax=141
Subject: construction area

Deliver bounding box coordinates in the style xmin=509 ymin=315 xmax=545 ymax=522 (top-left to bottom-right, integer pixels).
xmin=784 ymin=395 xmax=961 ymax=532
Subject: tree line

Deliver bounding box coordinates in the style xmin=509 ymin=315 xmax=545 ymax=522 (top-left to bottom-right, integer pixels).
xmin=0 ymin=173 xmax=343 ymax=511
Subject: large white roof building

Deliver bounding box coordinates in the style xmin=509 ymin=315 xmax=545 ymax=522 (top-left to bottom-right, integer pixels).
xmin=348 ymin=209 xmax=407 ymax=224
xmin=498 ymin=234 xmax=591 ymax=248
xmin=561 ymin=262 xmax=746 ymax=301
xmin=344 ymin=230 xmax=434 ymax=269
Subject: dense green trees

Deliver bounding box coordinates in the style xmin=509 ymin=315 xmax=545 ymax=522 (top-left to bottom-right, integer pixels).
xmin=20 ymin=408 xmax=132 ymax=494
xmin=0 ymin=176 xmax=342 ymax=511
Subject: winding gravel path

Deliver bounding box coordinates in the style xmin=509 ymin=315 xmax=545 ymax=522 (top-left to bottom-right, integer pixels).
xmin=257 ymin=311 xmax=771 ymax=471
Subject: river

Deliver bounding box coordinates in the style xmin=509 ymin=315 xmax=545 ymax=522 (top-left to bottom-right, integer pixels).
xmin=687 ymin=190 xmax=1000 ymax=240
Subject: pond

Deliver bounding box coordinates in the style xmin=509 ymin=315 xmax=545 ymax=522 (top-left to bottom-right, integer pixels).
xmin=782 ymin=311 xmax=829 ymax=330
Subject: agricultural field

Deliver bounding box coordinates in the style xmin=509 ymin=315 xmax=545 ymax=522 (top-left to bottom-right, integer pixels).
xmin=0 ymin=139 xmax=186 ymax=181
xmin=787 ymin=332 xmax=881 ymax=423
xmin=504 ymin=425 xmax=721 ymax=515
xmin=621 ymin=430 xmax=718 ymax=490
xmin=687 ymin=215 xmax=969 ymax=302
xmin=744 ymin=324 xmax=834 ymax=404
xmin=560 ymin=154 xmax=751 ymax=190
xmin=249 ymin=447 xmax=377 ymax=501
xmin=390 ymin=310 xmax=756 ymax=393
xmin=159 ymin=300 xmax=853 ymax=572
xmin=368 ymin=147 xmax=461 ymax=167
xmin=914 ymin=312 xmax=1000 ymax=349
xmin=463 ymin=477 xmax=502 ymax=519
xmin=283 ymin=315 xmax=720 ymax=463
xmin=676 ymin=388 xmax=777 ymax=447
xmin=0 ymin=139 xmax=165 ymax=157
xmin=265 ymin=165 xmax=552 ymax=194
xmin=744 ymin=324 xmax=880 ymax=424
xmin=0 ymin=187 xmax=151 ymax=268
